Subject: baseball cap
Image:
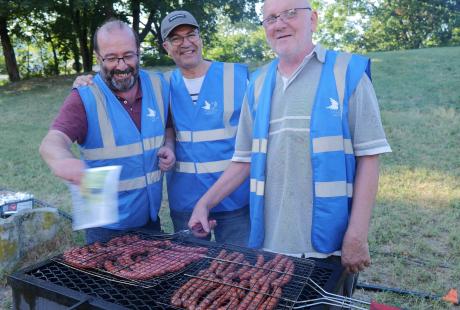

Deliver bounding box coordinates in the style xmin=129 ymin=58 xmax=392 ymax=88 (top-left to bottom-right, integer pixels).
xmin=161 ymin=10 xmax=199 ymax=41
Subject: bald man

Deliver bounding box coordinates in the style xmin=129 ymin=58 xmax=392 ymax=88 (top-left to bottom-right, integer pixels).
xmin=40 ymin=20 xmax=175 ymax=244
xmin=189 ymin=0 xmax=391 ymax=299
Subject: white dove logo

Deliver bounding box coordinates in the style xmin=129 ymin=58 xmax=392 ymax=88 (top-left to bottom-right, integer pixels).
xmin=202 ymin=100 xmax=211 ymax=110
xmin=326 ymin=98 xmax=339 ymax=111
xmin=147 ymin=108 xmax=156 ymax=118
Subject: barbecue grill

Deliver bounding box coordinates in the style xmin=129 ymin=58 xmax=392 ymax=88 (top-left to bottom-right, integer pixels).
xmin=8 ymin=231 xmax=368 ymax=309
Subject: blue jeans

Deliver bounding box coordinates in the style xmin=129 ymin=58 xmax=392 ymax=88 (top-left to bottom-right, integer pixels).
xmin=170 ymin=206 xmax=250 ymax=247
xmin=85 ymin=218 xmax=162 ymax=244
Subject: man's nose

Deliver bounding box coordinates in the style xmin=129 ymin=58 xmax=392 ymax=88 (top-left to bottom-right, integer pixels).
xmin=115 ymin=58 xmax=129 ymax=69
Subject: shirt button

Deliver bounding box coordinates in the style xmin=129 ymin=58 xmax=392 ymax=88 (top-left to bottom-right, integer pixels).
xmin=123 ymin=100 xmax=128 ymax=105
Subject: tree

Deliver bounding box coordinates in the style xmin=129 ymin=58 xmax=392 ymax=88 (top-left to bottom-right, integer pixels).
xmin=130 ymin=0 xmax=259 ymax=56
xmin=315 ymin=0 xmax=460 ymax=52
xmin=361 ymin=0 xmax=459 ymax=51
xmin=0 ymin=1 xmax=24 ymax=81
xmin=204 ymin=17 xmax=273 ymax=66
xmin=0 ymin=14 xmax=20 ymax=81
xmin=314 ymin=0 xmax=368 ymax=52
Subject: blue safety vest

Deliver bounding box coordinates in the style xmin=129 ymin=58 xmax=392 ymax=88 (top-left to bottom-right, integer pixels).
xmin=167 ymin=62 xmax=250 ymax=212
xmin=248 ymin=50 xmax=371 ymax=252
xmin=78 ymin=70 xmax=169 ymax=229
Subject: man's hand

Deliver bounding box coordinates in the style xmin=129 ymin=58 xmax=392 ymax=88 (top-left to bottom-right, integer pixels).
xmin=188 ymin=202 xmax=213 ymax=238
xmin=341 ymin=231 xmax=371 ymax=274
xmin=51 ymin=158 xmax=85 ymax=185
xmin=157 ymin=146 xmax=175 ymax=171
xmin=73 ymin=74 xmax=94 ymax=88
xmin=39 ymin=130 xmax=84 ymax=185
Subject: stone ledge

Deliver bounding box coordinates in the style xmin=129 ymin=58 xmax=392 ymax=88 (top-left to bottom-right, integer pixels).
xmin=0 ymin=207 xmax=73 ymax=278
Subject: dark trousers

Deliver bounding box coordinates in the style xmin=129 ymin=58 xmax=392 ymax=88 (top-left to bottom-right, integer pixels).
xmin=309 ymin=255 xmax=359 ymax=309
xmin=85 ymin=218 xmax=162 ymax=244
xmin=170 ymin=206 xmax=250 ymax=247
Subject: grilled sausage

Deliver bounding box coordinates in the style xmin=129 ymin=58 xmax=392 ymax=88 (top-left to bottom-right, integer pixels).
xmin=260 ymin=286 xmax=282 ymax=310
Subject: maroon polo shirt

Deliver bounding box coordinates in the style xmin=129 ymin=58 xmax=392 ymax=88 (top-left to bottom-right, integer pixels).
xmin=51 ymin=82 xmax=171 ymax=145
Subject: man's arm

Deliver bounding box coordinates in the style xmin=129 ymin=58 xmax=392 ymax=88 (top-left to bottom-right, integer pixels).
xmin=39 ymin=130 xmax=85 ymax=185
xmin=188 ymin=161 xmax=250 ymax=236
xmin=341 ymin=154 xmax=379 ymax=273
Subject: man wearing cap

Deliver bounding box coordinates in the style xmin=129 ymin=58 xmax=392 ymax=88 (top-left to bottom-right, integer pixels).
xmin=160 ymin=11 xmax=250 ymax=246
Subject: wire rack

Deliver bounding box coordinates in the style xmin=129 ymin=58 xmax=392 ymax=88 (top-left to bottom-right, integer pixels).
xmin=20 ymin=232 xmax=351 ymax=309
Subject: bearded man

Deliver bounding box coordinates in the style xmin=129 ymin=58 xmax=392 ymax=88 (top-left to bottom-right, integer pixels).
xmin=39 ymin=20 xmax=175 ymax=244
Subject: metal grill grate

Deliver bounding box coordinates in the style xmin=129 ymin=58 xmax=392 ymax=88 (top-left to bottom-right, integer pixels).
xmin=11 ymin=233 xmax=342 ymax=309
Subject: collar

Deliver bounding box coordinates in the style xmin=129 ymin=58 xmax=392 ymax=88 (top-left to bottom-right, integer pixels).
xmin=279 ymin=44 xmax=325 ymax=91
xmin=114 ymin=78 xmax=142 ymax=102
xmin=314 ymin=43 xmax=326 ymax=64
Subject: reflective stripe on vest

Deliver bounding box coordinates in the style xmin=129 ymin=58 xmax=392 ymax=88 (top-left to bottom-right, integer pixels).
xmin=81 ymin=135 xmax=164 ymax=160
xmin=119 ymin=170 xmax=162 ymax=191
xmin=176 ymin=126 xmax=237 ymax=143
xmin=333 ymin=52 xmax=352 ymax=114
xmin=167 ymin=62 xmax=250 ymax=213
xmin=81 ymin=72 xmax=166 ymax=161
xmin=251 ymin=138 xmax=268 ymax=154
xmin=315 ymin=181 xmax=353 ymax=198
xmin=175 ymin=159 xmax=230 ymax=174
xmin=175 ymin=63 xmax=236 ymax=143
xmin=81 ymin=72 xmax=166 ymax=192
xmin=147 ymin=71 xmax=166 ymax=126
xmin=250 ymin=178 xmax=265 ymax=196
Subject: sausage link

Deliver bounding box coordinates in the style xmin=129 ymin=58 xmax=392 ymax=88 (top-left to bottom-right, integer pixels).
xmin=184 ymin=279 xmax=220 ymax=309
xmin=195 ymin=284 xmax=227 ymax=310
xmin=171 ymin=271 xmax=209 ymax=307
xmin=260 ymin=287 xmax=282 ymax=310
xmin=247 ymin=282 xmax=270 ymax=310
xmin=208 ymin=286 xmax=237 ymax=310
xmin=221 ymin=253 xmax=245 ymax=277
xmin=216 ymin=251 xmax=238 ymax=275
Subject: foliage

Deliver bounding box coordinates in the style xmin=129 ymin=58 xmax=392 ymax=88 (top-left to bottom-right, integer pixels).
xmin=316 ymin=0 xmax=460 ymax=52
xmin=139 ymin=1 xmax=260 ymax=65
xmin=313 ymin=0 xmax=367 ymax=52
xmin=361 ymin=0 xmax=459 ymax=51
xmin=0 ymin=0 xmax=260 ymax=81
xmin=204 ymin=17 xmax=274 ymax=66
xmin=1 ymin=0 xmax=460 ymax=81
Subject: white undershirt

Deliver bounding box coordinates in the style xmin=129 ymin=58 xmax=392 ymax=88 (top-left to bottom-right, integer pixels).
xmin=183 ymin=76 xmax=205 ymax=104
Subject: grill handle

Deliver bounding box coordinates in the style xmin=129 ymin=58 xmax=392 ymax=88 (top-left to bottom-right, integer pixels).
xmin=66 ymin=297 xmax=93 ymax=310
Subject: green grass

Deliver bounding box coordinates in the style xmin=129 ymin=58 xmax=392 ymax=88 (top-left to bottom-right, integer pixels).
xmin=357 ymin=46 xmax=460 ymax=309
xmin=1 ymin=47 xmax=459 ymax=309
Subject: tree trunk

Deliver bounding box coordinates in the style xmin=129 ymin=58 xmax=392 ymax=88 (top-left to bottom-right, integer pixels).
xmin=71 ymin=36 xmax=82 ymax=73
xmin=0 ymin=16 xmax=20 ymax=81
xmin=50 ymin=40 xmax=59 ymax=75
xmin=74 ymin=9 xmax=92 ymax=72
xmin=139 ymin=10 xmax=157 ymax=43
xmin=132 ymin=0 xmax=140 ymax=36
xmin=45 ymin=32 xmax=59 ymax=75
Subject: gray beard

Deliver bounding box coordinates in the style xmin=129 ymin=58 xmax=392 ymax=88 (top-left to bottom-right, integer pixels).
xmin=101 ymin=64 xmax=139 ymax=92
xmin=108 ymin=75 xmax=136 ymax=92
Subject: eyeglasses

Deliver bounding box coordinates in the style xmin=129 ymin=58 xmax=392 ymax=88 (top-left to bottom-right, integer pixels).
xmin=261 ymin=7 xmax=311 ymax=27
xmin=101 ymin=53 xmax=138 ymax=65
xmin=167 ymin=31 xmax=200 ymax=46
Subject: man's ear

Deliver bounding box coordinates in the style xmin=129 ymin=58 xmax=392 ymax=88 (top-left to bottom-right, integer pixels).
xmin=94 ymin=52 xmax=102 ymax=64
xmin=162 ymin=42 xmax=171 ymax=56
xmin=311 ymin=10 xmax=318 ymax=33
